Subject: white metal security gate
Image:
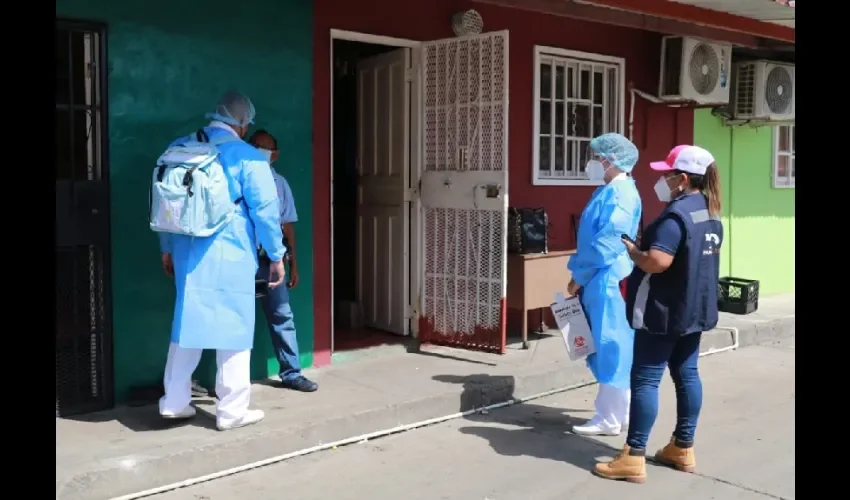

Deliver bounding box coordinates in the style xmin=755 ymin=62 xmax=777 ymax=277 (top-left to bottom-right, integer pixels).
xmin=418 ymin=31 xmax=509 ymax=353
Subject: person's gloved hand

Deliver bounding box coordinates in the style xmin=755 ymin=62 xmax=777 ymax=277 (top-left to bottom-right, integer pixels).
xmin=268 ymin=260 xmax=286 ymax=289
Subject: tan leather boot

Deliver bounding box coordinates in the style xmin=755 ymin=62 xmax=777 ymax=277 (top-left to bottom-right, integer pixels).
xmin=593 ymin=445 xmax=647 ymax=483
xmin=654 ymin=437 xmax=696 ymax=473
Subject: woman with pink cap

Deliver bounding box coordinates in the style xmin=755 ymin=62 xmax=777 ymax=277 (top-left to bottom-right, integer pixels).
xmin=594 ymin=145 xmax=724 ymax=483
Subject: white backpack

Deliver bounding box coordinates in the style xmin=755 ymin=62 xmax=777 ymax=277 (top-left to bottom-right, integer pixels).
xmin=149 ymin=129 xmax=243 ymax=237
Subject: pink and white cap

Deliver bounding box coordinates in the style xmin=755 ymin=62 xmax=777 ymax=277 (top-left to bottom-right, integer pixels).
xmin=650 ymin=145 xmax=715 ymax=176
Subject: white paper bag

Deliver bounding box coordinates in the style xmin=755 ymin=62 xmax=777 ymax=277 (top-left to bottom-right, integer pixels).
xmin=550 ymin=293 xmax=596 ymax=361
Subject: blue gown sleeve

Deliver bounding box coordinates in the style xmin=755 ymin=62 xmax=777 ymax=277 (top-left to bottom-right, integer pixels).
xmin=242 ymin=160 xmax=286 ymax=262
xmin=568 ymin=200 xmax=637 ymax=287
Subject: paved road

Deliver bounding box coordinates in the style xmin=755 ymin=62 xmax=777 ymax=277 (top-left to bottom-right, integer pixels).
xmin=154 ymin=344 xmax=794 ymax=500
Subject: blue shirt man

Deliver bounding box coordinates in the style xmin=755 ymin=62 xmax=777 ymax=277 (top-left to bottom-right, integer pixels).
xmin=249 ymin=129 xmax=318 ymax=393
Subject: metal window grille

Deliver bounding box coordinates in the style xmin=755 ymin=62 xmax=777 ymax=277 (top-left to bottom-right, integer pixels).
xmin=536 ymin=55 xmax=621 ymax=180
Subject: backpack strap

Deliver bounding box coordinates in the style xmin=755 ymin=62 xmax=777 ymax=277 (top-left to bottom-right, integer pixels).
xmin=206 ymin=132 xmax=243 ymax=204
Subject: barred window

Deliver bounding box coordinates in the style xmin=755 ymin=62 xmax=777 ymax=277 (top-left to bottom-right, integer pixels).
xmin=532 ymin=46 xmax=625 ymax=186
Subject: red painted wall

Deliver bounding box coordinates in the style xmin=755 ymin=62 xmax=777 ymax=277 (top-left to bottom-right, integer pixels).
xmin=312 ymin=0 xmax=694 ymax=361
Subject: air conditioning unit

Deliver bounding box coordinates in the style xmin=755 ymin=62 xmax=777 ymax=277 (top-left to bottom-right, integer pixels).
xmin=731 ymin=60 xmax=795 ymax=121
xmin=658 ymin=36 xmax=732 ymax=105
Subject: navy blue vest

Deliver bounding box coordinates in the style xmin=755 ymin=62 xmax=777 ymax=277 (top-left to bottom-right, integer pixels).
xmin=625 ymin=193 xmax=723 ymax=336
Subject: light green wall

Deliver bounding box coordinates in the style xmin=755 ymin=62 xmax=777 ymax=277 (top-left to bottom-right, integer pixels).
xmin=694 ymin=109 xmax=795 ymax=295
xmin=57 ymin=0 xmax=314 ymax=402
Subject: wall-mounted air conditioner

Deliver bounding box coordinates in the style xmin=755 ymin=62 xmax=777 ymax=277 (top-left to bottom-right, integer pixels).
xmin=658 ymin=36 xmax=732 ymax=105
xmin=731 ymin=60 xmax=795 ymax=121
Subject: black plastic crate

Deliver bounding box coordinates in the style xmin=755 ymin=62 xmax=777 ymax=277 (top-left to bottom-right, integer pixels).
xmin=718 ymin=277 xmax=759 ymax=315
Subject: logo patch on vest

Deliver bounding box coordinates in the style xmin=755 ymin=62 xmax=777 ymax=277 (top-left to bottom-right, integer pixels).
xmin=703 ymin=232 xmax=721 ymax=255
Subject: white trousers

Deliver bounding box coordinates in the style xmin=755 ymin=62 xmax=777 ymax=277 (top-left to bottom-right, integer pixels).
xmin=593 ymin=383 xmax=631 ymax=429
xmin=159 ymin=343 xmax=252 ymax=427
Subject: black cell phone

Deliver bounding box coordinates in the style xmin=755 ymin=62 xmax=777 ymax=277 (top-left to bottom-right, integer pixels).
xmin=621 ymin=233 xmax=637 ymax=245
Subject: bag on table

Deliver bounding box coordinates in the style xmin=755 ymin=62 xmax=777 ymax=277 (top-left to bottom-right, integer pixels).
xmin=508 ymin=207 xmax=548 ymax=255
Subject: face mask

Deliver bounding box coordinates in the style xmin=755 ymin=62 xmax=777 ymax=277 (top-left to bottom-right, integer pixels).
xmin=586 ymin=159 xmax=607 ymax=181
xmin=654 ymin=175 xmax=681 ymax=202
xmin=258 ymin=148 xmax=272 ymax=162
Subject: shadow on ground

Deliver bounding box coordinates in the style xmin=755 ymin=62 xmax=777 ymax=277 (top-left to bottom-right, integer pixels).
xmin=60 ymin=400 xmax=219 ymax=432
xmin=433 ymin=373 xmax=622 ymax=473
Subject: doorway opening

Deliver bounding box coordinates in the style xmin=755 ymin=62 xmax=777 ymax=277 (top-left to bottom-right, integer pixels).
xmin=331 ymin=35 xmax=416 ymax=353
xmin=55 ymin=19 xmax=114 ymax=416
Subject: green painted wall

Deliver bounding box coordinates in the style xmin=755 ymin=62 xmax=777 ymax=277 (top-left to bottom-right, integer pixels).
xmin=56 ymin=0 xmax=314 ymax=402
xmin=693 ymin=110 xmax=795 ymax=296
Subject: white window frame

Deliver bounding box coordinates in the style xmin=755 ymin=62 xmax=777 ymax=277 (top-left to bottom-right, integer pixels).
xmin=772 ymin=124 xmax=795 ymax=189
xmin=532 ymin=46 xmax=626 ymax=187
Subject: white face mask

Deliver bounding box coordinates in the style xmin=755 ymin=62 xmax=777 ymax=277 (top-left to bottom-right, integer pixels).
xmin=258 ymin=148 xmax=273 ymax=163
xmin=586 ymin=159 xmax=608 ymax=181
xmin=654 ymin=175 xmax=681 ymax=203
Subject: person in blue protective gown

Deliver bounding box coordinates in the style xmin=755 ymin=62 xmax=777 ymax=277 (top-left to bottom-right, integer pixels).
xmin=157 ymin=91 xmax=287 ymax=431
xmin=567 ymin=133 xmax=643 ymax=437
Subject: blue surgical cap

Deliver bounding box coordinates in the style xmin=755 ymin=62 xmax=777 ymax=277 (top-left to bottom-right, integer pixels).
xmin=589 ymin=133 xmax=639 ymax=173
xmin=205 ymin=91 xmax=256 ymax=127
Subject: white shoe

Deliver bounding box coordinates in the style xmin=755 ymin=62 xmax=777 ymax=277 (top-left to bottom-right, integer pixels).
xmin=217 ymin=409 xmax=265 ymax=431
xmin=572 ymin=420 xmax=621 ymax=436
xmin=161 ymin=405 xmax=197 ymax=419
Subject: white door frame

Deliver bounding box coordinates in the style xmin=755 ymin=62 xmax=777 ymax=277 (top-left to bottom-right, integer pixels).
xmin=329 ymin=29 xmax=424 ymax=353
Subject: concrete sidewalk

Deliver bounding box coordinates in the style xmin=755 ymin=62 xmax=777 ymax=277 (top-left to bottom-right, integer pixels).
xmin=155 ymin=344 xmax=796 ymax=500
xmin=56 ymin=293 xmax=794 ymax=500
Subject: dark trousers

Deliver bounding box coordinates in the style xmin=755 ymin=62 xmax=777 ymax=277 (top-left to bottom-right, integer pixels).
xmin=626 ymin=330 xmax=703 ymax=450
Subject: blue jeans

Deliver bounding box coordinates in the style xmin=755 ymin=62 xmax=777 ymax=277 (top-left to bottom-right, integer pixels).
xmin=626 ymin=330 xmax=703 ymax=450
xmin=258 ymin=263 xmax=302 ymax=382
